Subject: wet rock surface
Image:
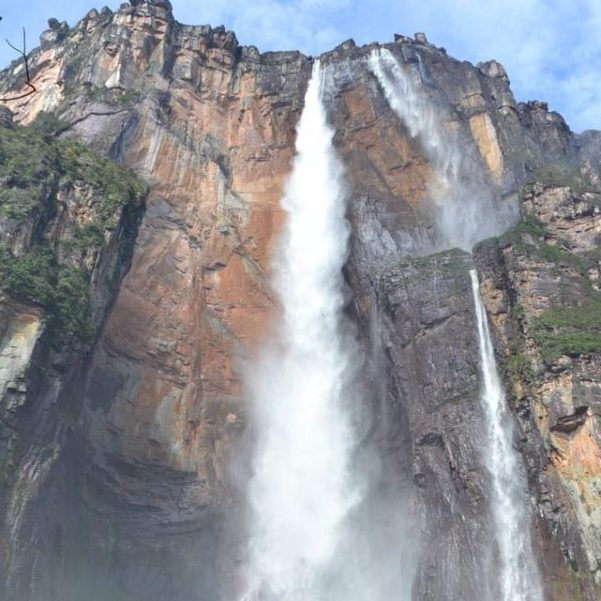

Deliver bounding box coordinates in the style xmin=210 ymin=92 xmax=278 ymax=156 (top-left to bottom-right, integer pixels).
xmin=368 ymin=250 xmax=495 ymax=601
xmin=0 ymin=2 xmax=599 ymax=600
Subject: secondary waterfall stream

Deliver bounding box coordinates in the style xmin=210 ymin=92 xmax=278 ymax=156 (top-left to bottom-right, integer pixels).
xmin=368 ymin=47 xmax=516 ymax=252
xmin=470 ymin=270 xmax=542 ymax=601
xmin=369 ymin=47 xmax=542 ymax=600
xmin=240 ymin=60 xmax=361 ymax=601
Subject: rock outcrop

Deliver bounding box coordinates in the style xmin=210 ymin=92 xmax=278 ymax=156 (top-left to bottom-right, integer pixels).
xmin=0 ymin=2 xmax=599 ymax=600
xmin=475 ymin=182 xmax=601 ymax=599
xmin=0 ymin=110 xmax=146 ymax=600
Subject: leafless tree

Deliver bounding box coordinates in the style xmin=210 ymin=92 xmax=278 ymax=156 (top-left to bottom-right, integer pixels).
xmin=0 ymin=28 xmax=36 ymax=102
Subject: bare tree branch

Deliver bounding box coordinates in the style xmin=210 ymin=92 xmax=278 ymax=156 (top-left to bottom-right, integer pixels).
xmin=0 ymin=28 xmax=36 ymax=102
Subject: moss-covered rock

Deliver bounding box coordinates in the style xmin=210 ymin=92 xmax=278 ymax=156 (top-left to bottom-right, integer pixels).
xmin=533 ymin=302 xmax=601 ymax=362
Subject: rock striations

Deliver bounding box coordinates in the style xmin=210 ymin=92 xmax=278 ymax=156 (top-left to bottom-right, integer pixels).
xmin=0 ymin=1 xmax=600 ymax=600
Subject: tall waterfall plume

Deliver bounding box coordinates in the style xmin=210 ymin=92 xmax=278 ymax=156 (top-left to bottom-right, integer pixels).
xmin=470 ymin=270 xmax=542 ymax=601
xmin=240 ymin=60 xmax=361 ymax=601
xmin=368 ymin=48 xmax=516 ymax=252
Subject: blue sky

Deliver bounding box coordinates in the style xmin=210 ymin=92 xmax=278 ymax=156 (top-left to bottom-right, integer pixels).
xmin=0 ymin=0 xmax=599 ymax=132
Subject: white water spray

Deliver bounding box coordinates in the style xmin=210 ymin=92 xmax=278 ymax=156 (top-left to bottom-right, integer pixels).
xmin=470 ymin=269 xmax=542 ymax=601
xmin=240 ymin=60 xmax=360 ymax=601
xmin=368 ymin=48 xmax=516 ymax=251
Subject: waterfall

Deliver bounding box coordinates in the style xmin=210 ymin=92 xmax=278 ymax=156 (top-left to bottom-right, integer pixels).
xmin=240 ymin=59 xmax=361 ymax=601
xmin=368 ymin=46 xmax=541 ymax=600
xmin=368 ymin=48 xmax=516 ymax=251
xmin=470 ymin=270 xmax=542 ymax=601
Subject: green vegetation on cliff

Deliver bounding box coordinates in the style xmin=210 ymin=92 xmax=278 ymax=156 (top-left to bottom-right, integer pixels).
xmin=524 ymin=231 xmax=601 ymax=361
xmin=531 ymin=162 xmax=595 ymax=193
xmin=0 ymin=246 xmax=96 ymax=342
xmin=0 ymin=114 xmax=147 ymax=343
xmin=533 ymin=302 xmax=601 ymax=361
xmin=506 ymin=305 xmax=534 ymax=386
xmin=494 ymin=207 xmax=601 ymax=363
xmin=0 ymin=116 xmax=57 ymax=218
xmin=0 ymin=113 xmax=147 ymax=225
xmin=499 ymin=213 xmax=546 ymax=252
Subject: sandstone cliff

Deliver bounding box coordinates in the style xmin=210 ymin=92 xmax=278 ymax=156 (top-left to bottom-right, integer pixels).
xmin=0 ymin=1 xmax=599 ymax=600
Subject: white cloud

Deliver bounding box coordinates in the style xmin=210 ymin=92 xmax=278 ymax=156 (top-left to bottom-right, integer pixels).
xmin=173 ymin=0 xmax=348 ymax=52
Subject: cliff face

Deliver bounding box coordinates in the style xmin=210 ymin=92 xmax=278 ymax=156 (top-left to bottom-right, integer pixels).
xmin=475 ymin=184 xmax=601 ymax=600
xmin=0 ymin=108 xmax=146 ymax=599
xmin=0 ymin=1 xmax=600 ymax=600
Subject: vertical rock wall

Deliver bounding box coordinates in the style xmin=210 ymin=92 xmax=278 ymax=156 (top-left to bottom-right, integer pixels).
xmin=0 ymin=2 xmax=600 ymax=599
